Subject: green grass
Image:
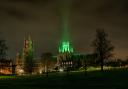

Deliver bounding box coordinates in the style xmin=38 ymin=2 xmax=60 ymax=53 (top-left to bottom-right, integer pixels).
xmin=0 ymin=69 xmax=128 ymax=89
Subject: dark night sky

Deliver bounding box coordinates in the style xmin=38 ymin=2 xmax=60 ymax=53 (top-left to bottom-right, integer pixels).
xmin=0 ymin=0 xmax=128 ymax=59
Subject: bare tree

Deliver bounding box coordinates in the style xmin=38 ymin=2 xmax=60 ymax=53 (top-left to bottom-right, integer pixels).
xmin=0 ymin=40 xmax=8 ymax=60
xmin=92 ymin=29 xmax=114 ymax=71
xmin=41 ymin=52 xmax=52 ymax=76
xmin=0 ymin=40 xmax=8 ymax=74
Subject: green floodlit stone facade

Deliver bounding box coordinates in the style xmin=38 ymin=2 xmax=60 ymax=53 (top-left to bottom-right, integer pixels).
xmin=59 ymin=41 xmax=73 ymax=53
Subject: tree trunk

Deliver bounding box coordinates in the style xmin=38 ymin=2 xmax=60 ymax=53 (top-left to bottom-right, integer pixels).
xmin=101 ymin=62 xmax=103 ymax=71
xmin=100 ymin=55 xmax=104 ymax=72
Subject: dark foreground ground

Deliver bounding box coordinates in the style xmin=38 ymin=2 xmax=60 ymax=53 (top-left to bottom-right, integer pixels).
xmin=0 ymin=69 xmax=128 ymax=89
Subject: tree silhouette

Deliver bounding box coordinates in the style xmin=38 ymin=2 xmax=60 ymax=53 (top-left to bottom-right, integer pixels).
xmin=92 ymin=29 xmax=114 ymax=71
xmin=41 ymin=52 xmax=52 ymax=76
xmin=24 ymin=52 xmax=34 ymax=74
xmin=0 ymin=40 xmax=8 ymax=60
xmin=0 ymin=40 xmax=8 ymax=74
xmin=23 ymin=37 xmax=34 ymax=74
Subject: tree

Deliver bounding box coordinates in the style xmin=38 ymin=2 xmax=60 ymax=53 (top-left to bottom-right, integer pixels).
xmin=23 ymin=37 xmax=34 ymax=74
xmin=92 ymin=29 xmax=114 ymax=71
xmin=0 ymin=40 xmax=8 ymax=60
xmin=24 ymin=52 xmax=34 ymax=74
xmin=0 ymin=40 xmax=8 ymax=74
xmin=41 ymin=52 xmax=52 ymax=76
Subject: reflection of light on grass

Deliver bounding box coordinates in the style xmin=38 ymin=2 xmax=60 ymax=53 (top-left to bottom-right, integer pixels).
xmin=86 ymin=66 xmax=121 ymax=72
xmin=87 ymin=67 xmax=100 ymax=71
xmin=0 ymin=76 xmax=15 ymax=79
xmin=78 ymin=66 xmax=122 ymax=72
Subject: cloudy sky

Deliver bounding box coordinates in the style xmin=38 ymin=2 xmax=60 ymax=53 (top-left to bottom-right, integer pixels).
xmin=0 ymin=0 xmax=128 ymax=59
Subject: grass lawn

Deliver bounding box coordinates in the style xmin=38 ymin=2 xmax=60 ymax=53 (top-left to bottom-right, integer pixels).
xmin=0 ymin=69 xmax=128 ymax=89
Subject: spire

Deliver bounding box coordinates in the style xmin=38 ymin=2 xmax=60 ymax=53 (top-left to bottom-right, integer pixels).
xmin=23 ymin=35 xmax=34 ymax=56
xmin=59 ymin=41 xmax=73 ymax=53
xmin=58 ymin=0 xmax=74 ymax=53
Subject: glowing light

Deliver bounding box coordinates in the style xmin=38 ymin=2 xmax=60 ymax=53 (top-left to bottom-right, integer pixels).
xmin=39 ymin=69 xmax=43 ymax=74
xmin=58 ymin=0 xmax=74 ymax=53
xmin=59 ymin=41 xmax=73 ymax=53
xmin=0 ymin=69 xmax=12 ymax=74
xmin=19 ymin=69 xmax=24 ymax=73
xmin=59 ymin=68 xmax=64 ymax=72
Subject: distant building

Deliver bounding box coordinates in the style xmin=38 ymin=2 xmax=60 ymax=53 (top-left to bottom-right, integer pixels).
xmin=0 ymin=59 xmax=14 ymax=74
xmin=59 ymin=41 xmax=74 ymax=53
xmin=16 ymin=36 xmax=35 ymax=74
xmin=57 ymin=40 xmax=86 ymax=71
xmin=16 ymin=36 xmax=56 ymax=75
xmin=57 ymin=40 xmax=73 ymax=70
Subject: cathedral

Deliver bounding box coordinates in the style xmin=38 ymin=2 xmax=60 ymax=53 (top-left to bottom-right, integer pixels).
xmin=57 ymin=40 xmax=86 ymax=71
xmin=1 ymin=2 xmax=86 ymax=74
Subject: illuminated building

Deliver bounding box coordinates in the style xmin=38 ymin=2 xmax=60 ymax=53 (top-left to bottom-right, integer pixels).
xmin=0 ymin=59 xmax=13 ymax=74
xmin=16 ymin=36 xmax=34 ymax=74
xmin=56 ymin=1 xmax=86 ymax=71
xmin=57 ymin=41 xmax=74 ymax=70
xmin=57 ymin=8 xmax=75 ymax=69
xmin=59 ymin=41 xmax=73 ymax=53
